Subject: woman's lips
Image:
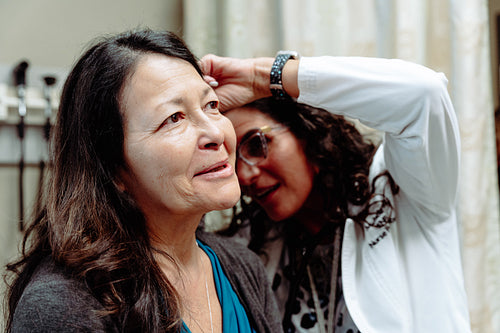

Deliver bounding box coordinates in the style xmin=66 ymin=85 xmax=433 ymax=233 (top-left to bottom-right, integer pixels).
xmin=194 ymin=160 xmax=234 ymax=179
xmin=197 ymin=164 xmax=226 ymax=175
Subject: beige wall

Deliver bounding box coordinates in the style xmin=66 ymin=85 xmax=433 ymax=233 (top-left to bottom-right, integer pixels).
xmin=0 ymin=1 xmax=182 ymax=329
xmin=0 ymin=0 xmax=183 ymax=67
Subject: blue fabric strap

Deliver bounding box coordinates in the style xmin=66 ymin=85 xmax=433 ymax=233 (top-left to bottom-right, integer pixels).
xmin=182 ymin=241 xmax=255 ymax=333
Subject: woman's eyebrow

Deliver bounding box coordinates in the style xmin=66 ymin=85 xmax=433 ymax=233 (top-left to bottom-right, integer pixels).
xmin=162 ymin=87 xmax=213 ymax=106
xmin=155 ymin=87 xmax=213 ymax=110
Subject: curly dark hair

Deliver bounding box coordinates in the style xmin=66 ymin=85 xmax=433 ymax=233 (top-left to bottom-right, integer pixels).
xmin=220 ymin=97 xmax=398 ymax=252
xmin=4 ymin=29 xmax=202 ymax=332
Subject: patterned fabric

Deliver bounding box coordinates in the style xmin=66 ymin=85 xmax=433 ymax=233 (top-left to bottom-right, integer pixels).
xmin=272 ymin=239 xmax=361 ymax=333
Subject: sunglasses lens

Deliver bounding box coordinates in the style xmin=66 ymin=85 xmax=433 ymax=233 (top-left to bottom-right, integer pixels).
xmin=240 ymin=133 xmax=266 ymax=164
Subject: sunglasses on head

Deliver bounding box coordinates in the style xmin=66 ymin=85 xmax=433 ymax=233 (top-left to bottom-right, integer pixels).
xmin=237 ymin=125 xmax=286 ymax=166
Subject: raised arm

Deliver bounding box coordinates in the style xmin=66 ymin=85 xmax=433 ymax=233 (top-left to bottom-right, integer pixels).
xmin=295 ymin=56 xmax=460 ymax=217
xmin=201 ymin=54 xmax=460 ymax=216
xmin=200 ymin=54 xmax=298 ymax=111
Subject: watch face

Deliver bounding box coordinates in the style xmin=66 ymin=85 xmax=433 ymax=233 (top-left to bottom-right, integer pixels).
xmin=277 ymin=50 xmax=300 ymax=59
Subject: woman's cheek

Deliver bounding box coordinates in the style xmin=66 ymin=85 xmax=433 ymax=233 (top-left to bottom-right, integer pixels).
xmin=222 ymin=118 xmax=238 ymax=155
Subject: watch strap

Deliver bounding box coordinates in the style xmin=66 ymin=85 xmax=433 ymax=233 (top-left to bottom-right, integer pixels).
xmin=270 ymin=51 xmax=300 ymax=100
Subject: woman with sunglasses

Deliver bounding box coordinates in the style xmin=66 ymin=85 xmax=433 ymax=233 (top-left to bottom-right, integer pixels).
xmin=200 ymin=53 xmax=471 ymax=333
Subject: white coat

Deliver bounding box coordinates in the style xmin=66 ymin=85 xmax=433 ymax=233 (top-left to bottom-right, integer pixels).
xmin=295 ymin=56 xmax=472 ymax=333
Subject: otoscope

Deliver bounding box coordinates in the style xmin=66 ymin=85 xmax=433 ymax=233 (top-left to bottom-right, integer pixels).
xmin=42 ymin=76 xmax=56 ymax=148
xmin=13 ymin=60 xmax=29 ymax=232
xmin=32 ymin=75 xmax=56 ymax=218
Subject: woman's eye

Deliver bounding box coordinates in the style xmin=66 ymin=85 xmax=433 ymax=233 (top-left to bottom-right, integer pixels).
xmin=157 ymin=112 xmax=184 ymax=131
xmin=169 ymin=112 xmax=181 ymax=123
xmin=205 ymin=100 xmax=219 ymax=111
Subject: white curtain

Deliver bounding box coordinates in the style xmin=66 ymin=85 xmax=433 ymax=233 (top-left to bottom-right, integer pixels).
xmin=184 ymin=0 xmax=500 ymax=332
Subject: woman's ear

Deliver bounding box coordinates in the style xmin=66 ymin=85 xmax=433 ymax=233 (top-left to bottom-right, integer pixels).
xmin=114 ymin=179 xmax=126 ymax=193
xmin=313 ymin=164 xmax=320 ymax=174
xmin=114 ymin=169 xmax=128 ymax=193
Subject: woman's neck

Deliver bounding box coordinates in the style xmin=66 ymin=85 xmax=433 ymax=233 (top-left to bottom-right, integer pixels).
xmin=147 ymin=212 xmax=203 ymax=266
xmin=294 ymin=209 xmax=327 ymax=235
xmin=147 ymin=212 xmax=222 ymax=332
xmin=294 ymin=187 xmax=328 ymax=235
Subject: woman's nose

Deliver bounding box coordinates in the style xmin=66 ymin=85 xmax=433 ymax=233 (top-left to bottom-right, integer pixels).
xmin=198 ymin=119 xmax=224 ymax=150
xmin=236 ymin=160 xmax=260 ymax=186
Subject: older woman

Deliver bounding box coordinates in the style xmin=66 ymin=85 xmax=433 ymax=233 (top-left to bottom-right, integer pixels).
xmin=5 ymin=30 xmax=280 ymax=333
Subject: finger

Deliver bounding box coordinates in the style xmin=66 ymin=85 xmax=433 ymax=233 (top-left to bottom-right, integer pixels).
xmin=203 ymin=75 xmax=219 ymax=87
xmin=199 ymin=54 xmax=217 ymax=76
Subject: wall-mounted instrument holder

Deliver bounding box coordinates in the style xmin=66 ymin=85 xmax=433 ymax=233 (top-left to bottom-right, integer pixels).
xmin=0 ymin=82 xmax=59 ymax=166
xmin=0 ymin=78 xmax=60 ymax=231
xmin=0 ymin=82 xmax=59 ymax=124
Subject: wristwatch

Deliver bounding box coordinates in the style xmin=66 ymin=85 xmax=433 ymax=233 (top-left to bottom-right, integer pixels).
xmin=270 ymin=50 xmax=300 ymax=101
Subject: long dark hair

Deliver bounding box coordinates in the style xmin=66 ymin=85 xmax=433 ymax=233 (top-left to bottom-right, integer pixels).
xmin=222 ymin=98 xmax=398 ymax=252
xmin=4 ymin=29 xmax=202 ymax=332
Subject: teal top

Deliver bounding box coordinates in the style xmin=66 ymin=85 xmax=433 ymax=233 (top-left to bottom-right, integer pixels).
xmin=181 ymin=241 xmax=256 ymax=333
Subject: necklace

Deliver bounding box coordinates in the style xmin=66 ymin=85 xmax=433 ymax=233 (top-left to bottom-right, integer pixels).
xmin=306 ymin=226 xmax=342 ymax=333
xmin=199 ymin=244 xmax=214 ymax=333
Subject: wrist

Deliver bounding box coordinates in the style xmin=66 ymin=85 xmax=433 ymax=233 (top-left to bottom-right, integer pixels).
xmin=252 ymin=57 xmax=274 ymax=99
xmin=282 ymin=59 xmax=299 ymax=99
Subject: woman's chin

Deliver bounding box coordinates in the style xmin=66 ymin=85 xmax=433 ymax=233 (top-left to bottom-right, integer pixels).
xmin=264 ymin=208 xmax=292 ymax=222
xmin=211 ymin=188 xmax=241 ymax=211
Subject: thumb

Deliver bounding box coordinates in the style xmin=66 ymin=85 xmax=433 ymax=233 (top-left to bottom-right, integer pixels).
xmin=199 ymin=54 xmax=219 ymax=77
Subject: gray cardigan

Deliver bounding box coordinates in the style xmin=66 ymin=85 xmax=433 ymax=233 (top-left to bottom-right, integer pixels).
xmin=11 ymin=230 xmax=282 ymax=332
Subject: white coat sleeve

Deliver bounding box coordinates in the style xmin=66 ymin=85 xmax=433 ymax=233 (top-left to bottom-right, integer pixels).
xmin=296 ymin=56 xmax=460 ymax=220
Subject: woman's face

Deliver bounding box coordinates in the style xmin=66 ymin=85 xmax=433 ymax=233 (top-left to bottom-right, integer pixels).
xmin=117 ymin=54 xmax=240 ymax=224
xmin=225 ymin=107 xmax=316 ymax=221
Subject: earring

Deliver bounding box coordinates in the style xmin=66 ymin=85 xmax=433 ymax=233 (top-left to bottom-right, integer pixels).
xmin=349 ymin=173 xmax=370 ymax=205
